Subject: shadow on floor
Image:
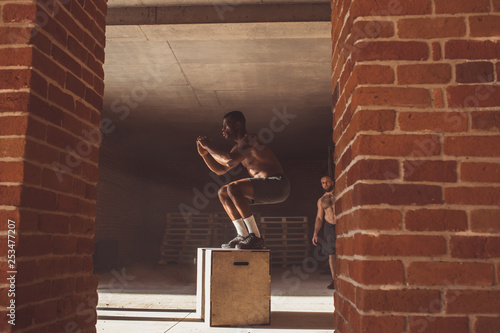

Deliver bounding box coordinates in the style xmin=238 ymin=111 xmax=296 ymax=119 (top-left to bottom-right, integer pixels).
xmin=260 ymin=311 xmax=333 ymax=330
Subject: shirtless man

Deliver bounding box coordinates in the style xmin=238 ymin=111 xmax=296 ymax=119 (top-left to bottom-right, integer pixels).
xmin=312 ymin=176 xmax=336 ymax=289
xmin=196 ymin=110 xmax=290 ymax=249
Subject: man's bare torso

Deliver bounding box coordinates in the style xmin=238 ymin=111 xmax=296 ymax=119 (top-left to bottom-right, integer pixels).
xmin=232 ymin=134 xmax=284 ymax=178
xmin=320 ymin=192 xmax=335 ymax=224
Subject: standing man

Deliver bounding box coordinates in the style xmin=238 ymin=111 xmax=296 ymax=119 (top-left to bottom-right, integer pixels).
xmin=196 ymin=110 xmax=290 ymax=249
xmin=312 ymin=176 xmax=336 ymax=289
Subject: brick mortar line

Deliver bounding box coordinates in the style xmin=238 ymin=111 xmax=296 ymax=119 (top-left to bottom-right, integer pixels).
xmin=5 ymin=203 xmax=98 ymax=218
xmin=337 ymin=226 xmax=500 ymax=237
xmin=21 ymin=177 xmax=97 ymax=203
xmin=0 ymin=182 xmax=23 ymax=186
xmin=15 ymin=255 xmax=95 ymax=265
xmin=10 ymin=206 xmax=98 ymax=221
xmin=339 ymin=57 xmax=358 ymax=91
xmin=350 ymin=59 xmax=500 ymax=66
xmin=6 ymin=223 xmax=96 ymax=233
xmin=335 ymin=130 xmax=500 ymax=170
xmin=338 ymin=255 xmax=500 ymax=266
xmin=13 ymin=250 xmax=95 ymax=260
xmin=0 ymin=44 xmax=33 ymax=49
xmin=353 ymin=54 xmax=500 ymax=65
xmin=336 ymin=274 xmax=498 ymax=291
xmin=22 ymin=237 xmax=97 ymax=244
xmin=0 ymin=182 xmax=99 ymax=204
xmin=353 ymin=12 xmax=500 ymax=23
xmin=349 ymin=105 xmax=500 ymax=113
xmin=88 ymin=0 xmax=107 ymax=18
xmin=331 ymin=17 xmax=351 ymax=78
xmin=331 ymin=53 xmax=346 ymax=86
xmin=0 ymin=230 xmax=92 ymax=237
xmin=332 ymin=56 xmax=348 ymax=89
xmin=337 ymin=229 xmax=499 ymax=237
xmin=7 ymin=155 xmax=100 ymax=191
xmin=0 ymin=88 xmax=31 ymax=93
xmin=0 ymin=21 xmax=35 ymax=28
xmin=334 ymin=202 xmax=500 ymax=222
xmin=352 ymin=178 xmax=500 ymax=187
xmin=330 ymin=294 xmax=355 ymax=324
xmin=0 ymin=205 xmax=99 ymax=226
xmin=337 ymin=202 xmax=500 ymax=212
xmin=355 ymin=82 xmax=500 ymax=87
xmin=333 ymin=110 xmax=499 ymax=142
xmin=10 ymin=252 xmax=95 ymax=262
xmin=0 ymin=66 xmax=31 ymax=71
xmin=335 ymin=125 xmax=500 ymax=143
xmin=337 ymin=257 xmax=500 ymax=264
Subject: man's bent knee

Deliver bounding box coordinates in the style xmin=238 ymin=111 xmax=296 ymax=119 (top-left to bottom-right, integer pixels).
xmin=226 ymin=182 xmax=241 ymax=198
xmin=218 ymin=185 xmax=229 ymax=201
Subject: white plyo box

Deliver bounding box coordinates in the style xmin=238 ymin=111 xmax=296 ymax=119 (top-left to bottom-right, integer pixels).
xmin=196 ymin=248 xmax=271 ymax=327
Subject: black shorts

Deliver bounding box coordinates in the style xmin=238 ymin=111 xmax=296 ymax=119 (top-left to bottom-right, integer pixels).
xmin=324 ymin=223 xmax=336 ymax=255
xmin=248 ymin=174 xmax=290 ymax=205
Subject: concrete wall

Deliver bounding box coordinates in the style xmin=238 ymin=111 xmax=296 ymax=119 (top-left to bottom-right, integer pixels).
xmin=331 ymin=0 xmax=500 ymax=332
xmin=94 ymin=135 xmax=145 ymax=269
xmin=0 ymin=0 xmax=106 ymax=332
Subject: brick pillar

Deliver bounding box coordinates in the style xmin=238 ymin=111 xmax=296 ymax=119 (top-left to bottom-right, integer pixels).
xmin=0 ymin=1 xmax=106 ymax=332
xmin=331 ymin=0 xmax=500 ymax=332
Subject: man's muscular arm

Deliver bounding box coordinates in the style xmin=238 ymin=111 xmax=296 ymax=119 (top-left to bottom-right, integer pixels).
xmin=312 ymin=198 xmax=324 ymax=246
xmin=198 ymin=136 xmax=250 ymax=169
xmin=197 ymin=140 xmax=231 ymax=175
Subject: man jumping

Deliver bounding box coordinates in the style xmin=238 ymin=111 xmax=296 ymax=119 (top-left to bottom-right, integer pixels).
xmin=196 ymin=111 xmax=290 ymax=249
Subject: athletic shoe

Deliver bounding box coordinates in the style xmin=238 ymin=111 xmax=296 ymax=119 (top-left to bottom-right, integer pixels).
xmin=327 ymin=281 xmax=335 ymax=289
xmin=221 ymin=235 xmax=246 ymax=249
xmin=235 ymin=233 xmax=265 ymax=249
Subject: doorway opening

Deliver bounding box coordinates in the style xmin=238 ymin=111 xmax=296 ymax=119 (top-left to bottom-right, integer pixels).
xmin=94 ymin=6 xmax=334 ymax=330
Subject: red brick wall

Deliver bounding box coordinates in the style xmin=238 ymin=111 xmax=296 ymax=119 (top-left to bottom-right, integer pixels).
xmin=0 ymin=1 xmax=106 ymax=332
xmin=331 ymin=0 xmax=500 ymax=332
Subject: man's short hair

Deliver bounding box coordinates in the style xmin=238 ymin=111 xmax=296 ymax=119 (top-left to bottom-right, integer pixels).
xmin=224 ymin=110 xmax=246 ymax=126
xmin=321 ymin=175 xmax=335 ymax=183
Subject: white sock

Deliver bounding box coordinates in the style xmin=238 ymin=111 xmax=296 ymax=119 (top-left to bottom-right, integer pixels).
xmin=232 ymin=219 xmax=249 ymax=237
xmin=243 ymin=215 xmax=260 ymax=238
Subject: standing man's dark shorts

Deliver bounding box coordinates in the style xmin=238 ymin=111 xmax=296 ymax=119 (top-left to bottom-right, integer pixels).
xmin=248 ymin=174 xmax=290 ymax=205
xmin=323 ymin=223 xmax=336 ymax=255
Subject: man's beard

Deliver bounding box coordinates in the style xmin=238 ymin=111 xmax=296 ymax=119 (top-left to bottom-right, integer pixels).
xmin=324 ymin=185 xmax=333 ymax=192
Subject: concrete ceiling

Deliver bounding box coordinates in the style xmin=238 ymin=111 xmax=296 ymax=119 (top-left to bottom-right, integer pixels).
xmin=103 ymin=1 xmax=333 ymax=161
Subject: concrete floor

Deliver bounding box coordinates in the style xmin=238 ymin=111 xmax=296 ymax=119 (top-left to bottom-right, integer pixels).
xmin=96 ymin=262 xmax=335 ymax=332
